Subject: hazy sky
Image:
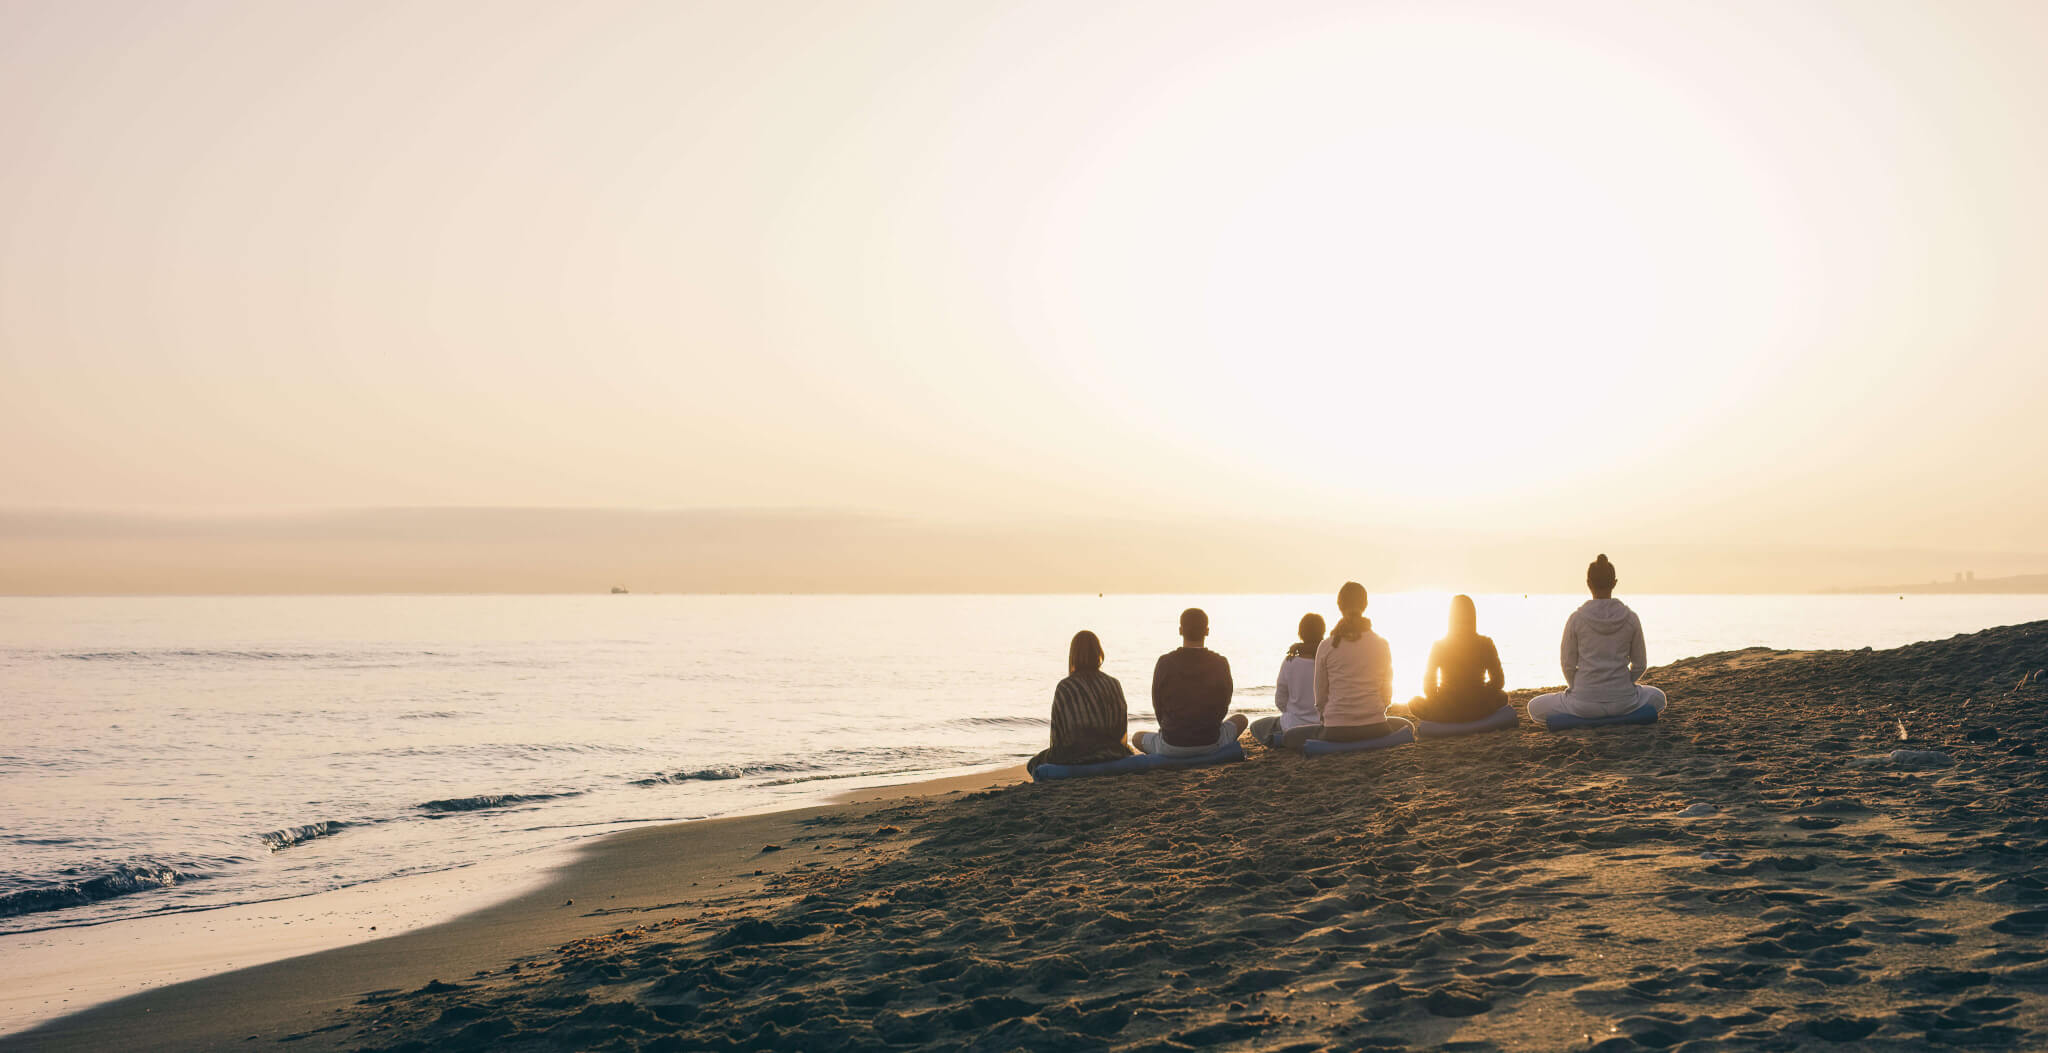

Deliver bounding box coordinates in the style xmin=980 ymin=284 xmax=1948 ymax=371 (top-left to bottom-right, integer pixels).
xmin=4 ymin=1 xmax=2046 ymax=591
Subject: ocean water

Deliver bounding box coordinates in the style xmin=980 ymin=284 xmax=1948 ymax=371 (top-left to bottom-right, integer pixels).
xmin=3 ymin=592 xmax=2044 ymax=935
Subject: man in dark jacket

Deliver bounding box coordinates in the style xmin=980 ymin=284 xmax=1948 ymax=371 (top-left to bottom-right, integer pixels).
xmin=1131 ymin=607 xmax=1247 ymax=756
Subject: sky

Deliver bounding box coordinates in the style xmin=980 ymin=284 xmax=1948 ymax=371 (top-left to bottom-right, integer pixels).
xmin=3 ymin=1 xmax=2046 ymax=593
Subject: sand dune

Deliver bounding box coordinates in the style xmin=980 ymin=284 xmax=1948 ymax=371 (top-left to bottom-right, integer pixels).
xmin=17 ymin=623 xmax=2048 ymax=1051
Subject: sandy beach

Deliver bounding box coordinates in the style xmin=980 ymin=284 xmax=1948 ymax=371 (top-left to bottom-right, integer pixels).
xmin=10 ymin=622 xmax=2047 ymax=1051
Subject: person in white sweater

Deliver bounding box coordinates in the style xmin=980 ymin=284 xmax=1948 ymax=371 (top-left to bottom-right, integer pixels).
xmin=1310 ymin=582 xmax=1402 ymax=741
xmin=1527 ymin=554 xmax=1669 ymax=724
xmin=1248 ymin=613 xmax=1324 ymax=748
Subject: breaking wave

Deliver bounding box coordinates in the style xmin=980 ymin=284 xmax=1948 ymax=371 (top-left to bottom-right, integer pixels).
xmin=0 ymin=863 xmax=212 ymax=918
xmin=415 ymin=792 xmax=580 ymax=813
xmin=259 ymin=821 xmax=351 ymax=851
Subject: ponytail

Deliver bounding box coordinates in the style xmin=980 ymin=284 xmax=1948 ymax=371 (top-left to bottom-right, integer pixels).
xmin=1330 ymin=581 xmax=1371 ymax=648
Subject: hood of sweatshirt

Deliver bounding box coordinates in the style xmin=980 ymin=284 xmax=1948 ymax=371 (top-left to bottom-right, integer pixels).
xmin=1575 ymin=597 xmax=1636 ymax=635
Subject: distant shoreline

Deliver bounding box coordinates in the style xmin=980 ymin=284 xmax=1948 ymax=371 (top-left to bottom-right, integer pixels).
xmin=1826 ymin=572 xmax=2048 ymax=595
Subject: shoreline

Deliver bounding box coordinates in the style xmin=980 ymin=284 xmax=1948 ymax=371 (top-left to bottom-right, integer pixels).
xmin=0 ymin=766 xmax=1023 ymax=1050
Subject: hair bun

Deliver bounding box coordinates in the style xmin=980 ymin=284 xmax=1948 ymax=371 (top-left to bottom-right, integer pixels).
xmin=1595 ymin=553 xmax=1610 ymax=563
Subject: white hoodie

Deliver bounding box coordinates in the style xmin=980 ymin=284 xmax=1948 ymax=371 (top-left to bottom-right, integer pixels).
xmin=1560 ymin=598 xmax=1647 ymax=707
xmin=1274 ymin=654 xmax=1319 ymax=732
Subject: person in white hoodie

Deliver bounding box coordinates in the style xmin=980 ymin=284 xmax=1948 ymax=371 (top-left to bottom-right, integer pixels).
xmin=1248 ymin=613 xmax=1325 ymax=748
xmin=1527 ymin=554 xmax=1668 ymax=724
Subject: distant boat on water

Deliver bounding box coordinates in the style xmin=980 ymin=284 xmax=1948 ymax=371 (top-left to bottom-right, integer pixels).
xmin=610 ymin=586 xmax=629 ymax=594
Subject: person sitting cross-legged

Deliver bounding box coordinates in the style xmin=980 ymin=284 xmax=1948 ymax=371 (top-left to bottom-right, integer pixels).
xmin=1249 ymin=613 xmax=1325 ymax=749
xmin=1026 ymin=630 xmax=1135 ymax=776
xmin=1308 ymin=581 xmax=1404 ymax=742
xmin=1389 ymin=594 xmax=1511 ymax=725
xmin=1526 ymin=554 xmax=1669 ymax=725
xmin=1130 ymin=607 xmax=1248 ymax=756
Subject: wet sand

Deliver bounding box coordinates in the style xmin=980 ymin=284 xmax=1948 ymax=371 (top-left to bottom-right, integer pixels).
xmin=10 ymin=623 xmax=2048 ymax=1051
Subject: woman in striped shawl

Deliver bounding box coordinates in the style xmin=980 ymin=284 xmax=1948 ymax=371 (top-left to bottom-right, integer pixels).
xmin=1027 ymin=630 xmax=1135 ymax=774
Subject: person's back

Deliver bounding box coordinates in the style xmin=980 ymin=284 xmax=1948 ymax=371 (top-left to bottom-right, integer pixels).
xmin=1276 ymin=653 xmax=1319 ymax=731
xmin=1427 ymin=634 xmax=1500 ymax=698
xmin=1027 ymin=631 xmax=1134 ymax=774
xmin=1249 ymin=612 xmax=1326 ymax=749
xmin=1315 ymin=629 xmax=1391 ymax=726
xmin=1561 ymin=597 xmax=1644 ymax=707
xmin=1153 ymin=644 xmax=1233 ymax=745
xmin=1527 ymin=554 xmax=1669 ymax=724
xmin=1130 ymin=608 xmax=1247 ymax=756
xmin=1313 ymin=582 xmax=1395 ymax=736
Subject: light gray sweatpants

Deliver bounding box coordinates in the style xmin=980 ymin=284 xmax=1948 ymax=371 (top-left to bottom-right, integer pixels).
xmin=1136 ymin=721 xmax=1240 ymax=757
xmin=1526 ymin=684 xmax=1668 ymax=724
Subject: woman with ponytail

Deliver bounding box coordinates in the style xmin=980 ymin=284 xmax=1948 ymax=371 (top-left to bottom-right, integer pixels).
xmin=1526 ymin=554 xmax=1668 ymax=724
xmin=1308 ymin=582 xmax=1402 ymax=741
xmin=1249 ymin=613 xmax=1325 ymax=748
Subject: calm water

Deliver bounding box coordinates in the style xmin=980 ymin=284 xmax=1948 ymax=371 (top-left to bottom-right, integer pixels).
xmin=3 ymin=593 xmax=2044 ymax=934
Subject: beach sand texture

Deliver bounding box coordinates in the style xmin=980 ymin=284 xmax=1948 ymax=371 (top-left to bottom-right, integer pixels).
xmin=15 ymin=622 xmax=2048 ymax=1051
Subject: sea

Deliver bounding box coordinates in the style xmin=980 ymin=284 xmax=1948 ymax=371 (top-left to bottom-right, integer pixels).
xmin=3 ymin=592 xmax=2044 ymax=936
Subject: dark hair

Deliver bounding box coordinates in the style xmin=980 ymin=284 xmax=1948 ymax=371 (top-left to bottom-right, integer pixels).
xmin=1178 ymin=607 xmax=1208 ymax=639
xmin=1330 ymin=582 xmax=1371 ymax=648
xmin=1587 ymin=553 xmax=1617 ymax=590
xmin=1288 ymin=613 xmax=1326 ymax=659
xmin=1447 ymin=594 xmax=1477 ymax=636
xmin=1068 ymin=630 xmax=1104 ymax=673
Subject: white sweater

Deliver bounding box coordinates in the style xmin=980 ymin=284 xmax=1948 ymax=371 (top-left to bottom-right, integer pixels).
xmin=1315 ymin=629 xmax=1393 ymax=727
xmin=1560 ymin=597 xmax=1648 ymax=706
xmin=1274 ymin=654 xmax=1319 ymax=732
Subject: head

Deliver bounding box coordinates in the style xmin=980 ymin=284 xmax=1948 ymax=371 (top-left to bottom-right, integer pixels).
xmin=1290 ymin=612 xmax=1326 ymax=658
xmin=1178 ymin=607 xmax=1209 ymax=645
xmin=1587 ymin=553 xmax=1617 ymax=598
xmin=1330 ymin=581 xmax=1371 ymax=645
xmin=1447 ymin=594 xmax=1477 ymax=635
xmin=1067 ymin=630 xmax=1104 ymax=674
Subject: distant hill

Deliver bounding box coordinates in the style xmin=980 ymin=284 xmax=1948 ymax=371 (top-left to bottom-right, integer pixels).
xmin=1830 ymin=573 xmax=2048 ymax=595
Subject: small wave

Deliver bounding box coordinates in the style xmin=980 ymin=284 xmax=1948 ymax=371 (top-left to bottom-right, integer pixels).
xmin=415 ymin=792 xmax=578 ymax=813
xmin=632 ymin=746 xmax=977 ymax=788
xmin=761 ymin=765 xmax=963 ymax=787
xmin=940 ymin=715 xmax=1048 ymax=728
xmin=259 ymin=821 xmax=350 ymax=851
xmin=394 ymin=710 xmax=471 ymax=720
xmin=0 ymin=863 xmax=202 ymax=918
xmin=634 ymin=762 xmax=811 ymax=785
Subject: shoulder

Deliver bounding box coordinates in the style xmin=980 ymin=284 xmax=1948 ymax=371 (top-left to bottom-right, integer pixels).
xmin=1476 ymin=634 xmax=1497 ymax=649
xmin=1314 ymin=638 xmax=1334 ymax=659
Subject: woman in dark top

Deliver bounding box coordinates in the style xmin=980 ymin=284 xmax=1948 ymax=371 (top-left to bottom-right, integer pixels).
xmin=1399 ymin=595 xmax=1511 ymax=723
xmin=1026 ymin=630 xmax=1135 ymax=774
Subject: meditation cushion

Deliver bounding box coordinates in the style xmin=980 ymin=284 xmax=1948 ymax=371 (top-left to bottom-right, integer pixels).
xmin=1301 ymin=719 xmax=1416 ymax=756
xmin=1539 ymin=705 xmax=1660 ymax=731
xmin=1031 ymin=740 xmax=1246 ymax=781
xmin=1414 ymin=706 xmax=1519 ymax=738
